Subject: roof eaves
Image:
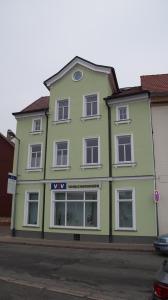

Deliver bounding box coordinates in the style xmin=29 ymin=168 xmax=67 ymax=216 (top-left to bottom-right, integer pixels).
xmin=12 ymin=107 xmax=48 ymax=116
xmin=104 ymin=89 xmax=149 ymax=101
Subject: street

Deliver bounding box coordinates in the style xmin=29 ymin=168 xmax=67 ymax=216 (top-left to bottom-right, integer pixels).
xmin=0 ymin=243 xmax=164 ymax=300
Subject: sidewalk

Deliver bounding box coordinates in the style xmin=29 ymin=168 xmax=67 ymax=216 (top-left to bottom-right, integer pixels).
xmin=0 ymin=225 xmax=154 ymax=252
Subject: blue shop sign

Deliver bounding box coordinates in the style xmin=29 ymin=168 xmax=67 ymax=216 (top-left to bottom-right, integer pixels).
xmin=51 ymin=182 xmax=67 ymax=190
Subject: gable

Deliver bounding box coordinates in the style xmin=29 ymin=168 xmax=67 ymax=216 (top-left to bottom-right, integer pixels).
xmin=44 ymin=56 xmax=118 ymax=92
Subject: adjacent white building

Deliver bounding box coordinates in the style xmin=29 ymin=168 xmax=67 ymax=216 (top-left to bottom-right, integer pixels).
xmin=141 ymin=74 xmax=168 ymax=235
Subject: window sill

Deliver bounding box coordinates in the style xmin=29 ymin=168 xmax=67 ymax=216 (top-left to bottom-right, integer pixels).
xmin=49 ymin=226 xmax=101 ymax=230
xmin=29 ymin=131 xmax=43 ymax=135
xmin=113 ymin=162 xmax=136 ymax=168
xmin=52 ymin=166 xmax=71 ymax=171
xmin=80 ymin=164 xmax=102 ymax=169
xmin=26 ymin=168 xmax=43 ymax=172
xmin=114 ymin=119 xmax=132 ymax=125
xmin=80 ymin=115 xmax=101 ymax=121
xmin=52 ymin=119 xmax=71 ymax=125
xmin=22 ymin=225 xmax=40 ymax=228
xmin=114 ymin=228 xmax=137 ymax=232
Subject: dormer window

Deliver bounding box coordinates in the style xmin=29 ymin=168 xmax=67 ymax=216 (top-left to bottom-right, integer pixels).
xmin=32 ymin=118 xmax=42 ymax=132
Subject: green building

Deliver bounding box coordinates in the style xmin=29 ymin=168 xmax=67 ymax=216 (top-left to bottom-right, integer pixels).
xmin=12 ymin=57 xmax=156 ymax=242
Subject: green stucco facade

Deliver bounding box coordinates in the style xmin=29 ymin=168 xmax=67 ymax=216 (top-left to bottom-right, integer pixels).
xmin=12 ymin=58 xmax=157 ymax=242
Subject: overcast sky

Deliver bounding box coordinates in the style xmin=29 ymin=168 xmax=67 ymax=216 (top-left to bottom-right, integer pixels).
xmin=0 ymin=0 xmax=168 ymax=135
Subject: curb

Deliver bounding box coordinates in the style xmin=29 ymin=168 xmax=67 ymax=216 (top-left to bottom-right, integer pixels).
xmin=0 ymin=236 xmax=154 ymax=252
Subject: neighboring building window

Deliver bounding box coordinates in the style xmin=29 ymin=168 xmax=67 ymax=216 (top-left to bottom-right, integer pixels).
xmin=56 ymin=99 xmax=69 ymax=121
xmin=116 ymin=189 xmax=135 ymax=229
xmin=54 ymin=141 xmax=68 ymax=166
xmin=117 ymin=106 xmax=128 ymax=121
xmin=25 ymin=192 xmax=39 ymax=225
xmin=84 ymin=138 xmax=99 ymax=165
xmin=116 ymin=135 xmax=132 ymax=163
xmin=84 ymin=94 xmax=98 ymax=117
xmin=52 ymin=191 xmax=98 ymax=228
xmin=29 ymin=144 xmax=42 ymax=169
xmin=32 ymin=118 xmax=42 ymax=132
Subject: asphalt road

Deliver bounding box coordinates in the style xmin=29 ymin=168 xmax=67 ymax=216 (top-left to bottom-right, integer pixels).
xmin=0 ymin=243 xmax=164 ymax=300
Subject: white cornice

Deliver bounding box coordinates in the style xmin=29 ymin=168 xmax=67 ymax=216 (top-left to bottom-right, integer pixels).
xmin=17 ymin=175 xmax=154 ymax=184
xmin=107 ymin=93 xmax=149 ymax=106
xmin=14 ymin=111 xmax=46 ymax=119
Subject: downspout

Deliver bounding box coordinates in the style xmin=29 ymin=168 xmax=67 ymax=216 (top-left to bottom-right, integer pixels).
xmin=12 ymin=138 xmax=20 ymax=237
xmin=149 ymin=99 xmax=159 ymax=237
xmin=41 ymin=110 xmax=49 ymax=239
xmin=105 ymin=100 xmax=113 ymax=243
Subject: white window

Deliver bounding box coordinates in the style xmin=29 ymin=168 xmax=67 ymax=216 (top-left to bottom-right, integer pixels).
xmin=54 ymin=141 xmax=69 ymax=167
xmin=32 ymin=118 xmax=42 ymax=132
xmin=28 ymin=144 xmax=42 ymax=169
xmin=51 ymin=191 xmax=98 ymax=228
xmin=117 ymin=105 xmax=128 ymax=121
xmin=56 ymin=99 xmax=69 ymax=121
xmin=24 ymin=192 xmax=39 ymax=226
xmin=116 ymin=135 xmax=133 ymax=163
xmin=115 ymin=189 xmax=135 ymax=230
xmin=84 ymin=94 xmax=98 ymax=117
xmin=72 ymin=70 xmax=83 ymax=81
xmin=84 ymin=138 xmax=99 ymax=165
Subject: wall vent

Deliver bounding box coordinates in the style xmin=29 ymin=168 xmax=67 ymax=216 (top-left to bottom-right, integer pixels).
xmin=74 ymin=234 xmax=80 ymax=241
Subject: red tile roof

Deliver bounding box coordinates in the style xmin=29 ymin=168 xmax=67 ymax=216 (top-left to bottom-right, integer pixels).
xmin=0 ymin=132 xmax=14 ymax=147
xmin=141 ymin=74 xmax=168 ymax=92
xmin=13 ymin=96 xmax=49 ymax=116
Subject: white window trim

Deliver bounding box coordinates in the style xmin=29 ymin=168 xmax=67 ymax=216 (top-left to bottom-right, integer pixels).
xmin=55 ymin=98 xmax=70 ymax=123
xmin=72 ymin=69 xmax=83 ymax=81
xmin=23 ymin=190 xmax=40 ymax=227
xmin=32 ymin=117 xmax=42 ymax=133
xmin=115 ymin=188 xmax=136 ymax=231
xmin=114 ymin=134 xmax=135 ymax=166
xmin=82 ymin=93 xmax=100 ymax=119
xmin=116 ymin=104 xmax=129 ymax=122
xmin=82 ymin=136 xmax=101 ymax=167
xmin=50 ymin=189 xmax=100 ymax=229
xmin=27 ymin=143 xmax=43 ymax=170
xmin=53 ymin=139 xmax=70 ymax=168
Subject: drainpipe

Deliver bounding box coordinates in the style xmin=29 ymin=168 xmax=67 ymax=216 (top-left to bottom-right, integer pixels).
xmin=7 ymin=130 xmax=20 ymax=237
xmin=105 ymin=100 xmax=113 ymax=243
xmin=41 ymin=111 xmax=49 ymax=239
xmin=150 ymin=100 xmax=159 ymax=237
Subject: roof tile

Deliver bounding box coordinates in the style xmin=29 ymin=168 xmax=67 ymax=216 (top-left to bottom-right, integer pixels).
xmin=13 ymin=96 xmax=49 ymax=115
xmin=141 ymin=74 xmax=168 ymax=92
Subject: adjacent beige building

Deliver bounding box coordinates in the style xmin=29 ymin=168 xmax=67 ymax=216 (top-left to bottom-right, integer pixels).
xmin=141 ymin=74 xmax=168 ymax=235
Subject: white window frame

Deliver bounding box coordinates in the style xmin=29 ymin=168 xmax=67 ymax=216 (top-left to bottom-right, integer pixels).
xmin=115 ymin=188 xmax=136 ymax=230
xmin=24 ymin=190 xmax=40 ymax=227
xmin=53 ymin=140 xmax=70 ymax=168
xmin=83 ymin=93 xmax=100 ymax=119
xmin=116 ymin=105 xmax=129 ymax=122
xmin=50 ymin=189 xmax=100 ymax=229
xmin=55 ymin=98 xmax=70 ymax=123
xmin=27 ymin=143 xmax=43 ymax=170
xmin=32 ymin=117 xmax=42 ymax=133
xmin=83 ymin=137 xmax=100 ymax=167
xmin=115 ymin=134 xmax=134 ymax=165
xmin=72 ymin=70 xmax=83 ymax=81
